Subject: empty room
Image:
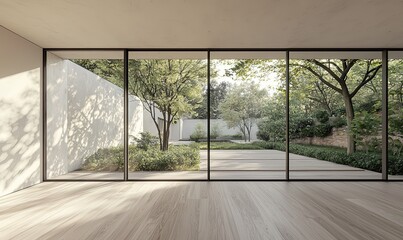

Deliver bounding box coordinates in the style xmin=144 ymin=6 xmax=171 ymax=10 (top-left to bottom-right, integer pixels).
xmin=1 ymin=0 xmax=403 ymax=239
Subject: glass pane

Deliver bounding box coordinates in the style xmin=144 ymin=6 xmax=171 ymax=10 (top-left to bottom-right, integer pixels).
xmin=289 ymin=51 xmax=383 ymax=179
xmin=388 ymin=51 xmax=403 ymax=180
xmin=128 ymin=51 xmax=207 ymax=180
xmin=210 ymin=51 xmax=286 ymax=179
xmin=47 ymin=51 xmax=124 ymax=180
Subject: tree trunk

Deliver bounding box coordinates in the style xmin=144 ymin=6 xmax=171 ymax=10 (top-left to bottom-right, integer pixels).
xmin=163 ymin=123 xmax=170 ymax=151
xmin=342 ymin=90 xmax=356 ymax=155
xmin=246 ymin=124 xmax=251 ymax=142
xmin=161 ymin=113 xmax=169 ymax=151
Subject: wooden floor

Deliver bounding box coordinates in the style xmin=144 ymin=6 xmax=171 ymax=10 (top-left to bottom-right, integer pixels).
xmin=1 ymin=182 xmax=403 ymax=240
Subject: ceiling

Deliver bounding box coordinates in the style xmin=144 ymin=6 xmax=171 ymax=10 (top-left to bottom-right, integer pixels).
xmin=1 ymin=0 xmax=403 ymax=49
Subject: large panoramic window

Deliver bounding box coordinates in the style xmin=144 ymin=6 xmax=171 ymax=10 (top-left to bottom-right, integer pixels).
xmin=388 ymin=51 xmax=403 ymax=180
xmin=128 ymin=52 xmax=208 ymax=180
xmin=46 ymin=51 xmax=124 ymax=180
xmin=209 ymin=52 xmax=286 ymax=179
xmin=289 ymin=52 xmax=383 ymax=179
xmin=43 ymin=49 xmax=401 ymax=181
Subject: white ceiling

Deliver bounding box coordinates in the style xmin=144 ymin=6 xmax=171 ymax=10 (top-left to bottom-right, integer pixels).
xmin=1 ymin=0 xmax=403 ymax=49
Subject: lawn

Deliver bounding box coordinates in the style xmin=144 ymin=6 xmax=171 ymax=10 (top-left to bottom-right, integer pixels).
xmin=196 ymin=141 xmax=264 ymax=150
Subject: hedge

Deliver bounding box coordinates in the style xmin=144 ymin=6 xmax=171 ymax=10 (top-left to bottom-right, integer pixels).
xmin=82 ymin=145 xmax=200 ymax=171
xmin=253 ymin=141 xmax=403 ymax=175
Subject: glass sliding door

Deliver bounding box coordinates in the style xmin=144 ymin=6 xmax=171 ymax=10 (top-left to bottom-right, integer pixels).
xmin=289 ymin=51 xmax=383 ymax=179
xmin=128 ymin=51 xmax=208 ymax=180
xmin=388 ymin=51 xmax=403 ymax=180
xmin=46 ymin=51 xmax=124 ymax=180
xmin=209 ymin=51 xmax=286 ymax=179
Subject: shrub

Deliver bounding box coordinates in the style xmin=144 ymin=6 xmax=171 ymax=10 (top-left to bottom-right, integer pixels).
xmin=257 ymin=118 xmax=286 ymax=141
xmin=255 ymin=141 xmax=403 ymax=175
xmin=289 ymin=116 xmax=315 ymax=139
xmin=314 ymin=123 xmax=332 ymax=137
xmin=315 ymin=110 xmax=330 ymax=123
xmin=190 ymin=123 xmax=206 ymax=141
xmin=134 ymin=132 xmax=159 ymax=150
xmin=330 ymin=116 xmax=346 ymax=128
xmin=83 ymin=145 xmax=200 ymax=171
xmin=131 ymin=145 xmax=200 ymax=171
xmin=82 ymin=146 xmax=124 ymax=171
xmin=211 ymin=124 xmax=221 ymax=139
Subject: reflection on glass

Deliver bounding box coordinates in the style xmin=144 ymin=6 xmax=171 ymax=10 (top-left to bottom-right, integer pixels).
xmin=388 ymin=52 xmax=403 ymax=180
xmin=210 ymin=52 xmax=286 ymax=179
xmin=128 ymin=52 xmax=207 ymax=180
xmin=289 ymin=52 xmax=382 ymax=179
xmin=47 ymin=51 xmax=124 ymax=179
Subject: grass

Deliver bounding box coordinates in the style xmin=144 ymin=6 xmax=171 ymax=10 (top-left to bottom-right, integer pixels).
xmin=196 ymin=141 xmax=264 ymax=150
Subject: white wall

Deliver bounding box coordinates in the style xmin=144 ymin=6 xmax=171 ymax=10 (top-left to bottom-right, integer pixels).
xmin=180 ymin=118 xmax=258 ymax=140
xmin=47 ymin=58 xmax=143 ymax=178
xmin=0 ymin=26 xmax=42 ymax=196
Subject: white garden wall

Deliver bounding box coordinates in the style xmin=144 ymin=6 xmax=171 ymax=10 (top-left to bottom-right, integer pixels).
xmin=47 ymin=57 xmax=143 ymax=178
xmin=180 ymin=118 xmax=258 ymax=140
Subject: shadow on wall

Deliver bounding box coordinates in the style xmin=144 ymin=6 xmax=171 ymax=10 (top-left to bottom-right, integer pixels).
xmin=0 ymin=69 xmax=41 ymax=196
xmin=47 ymin=58 xmax=143 ymax=178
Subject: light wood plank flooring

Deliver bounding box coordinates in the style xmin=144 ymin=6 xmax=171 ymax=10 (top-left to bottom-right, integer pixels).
xmin=1 ymin=182 xmax=403 ymax=240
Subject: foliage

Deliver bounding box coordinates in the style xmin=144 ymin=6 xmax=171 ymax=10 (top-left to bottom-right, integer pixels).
xmin=351 ymin=111 xmax=381 ymax=153
xmin=129 ymin=59 xmax=207 ymax=151
xmin=313 ymin=123 xmax=332 ymax=137
xmin=71 ymin=59 xmax=123 ymax=87
xmin=210 ymin=124 xmax=221 ymax=139
xmin=130 ymin=145 xmax=200 ymax=171
xmin=81 ymin=146 xmax=124 ymax=171
xmin=219 ymin=82 xmax=268 ymax=142
xmin=330 ymin=116 xmax=347 ymax=128
xmin=134 ymin=132 xmax=159 ymax=151
xmin=82 ymin=145 xmax=200 ymax=171
xmin=255 ymin=141 xmax=403 ymax=175
xmin=197 ymin=141 xmax=264 ymax=150
xmin=190 ymin=123 xmax=206 ymax=141
xmin=73 ymin=58 xmax=207 ymax=151
xmin=194 ymin=81 xmax=230 ymax=119
xmin=315 ymin=110 xmax=330 ymax=123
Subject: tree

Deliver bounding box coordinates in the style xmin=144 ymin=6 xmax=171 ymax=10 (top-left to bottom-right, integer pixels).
xmin=194 ymin=80 xmax=230 ymax=119
xmin=219 ymin=82 xmax=267 ymax=142
xmin=231 ymin=58 xmax=382 ymax=154
xmin=129 ymin=59 xmax=207 ymax=151
xmin=292 ymin=59 xmax=382 ymax=154
xmin=72 ymin=58 xmax=207 ymax=151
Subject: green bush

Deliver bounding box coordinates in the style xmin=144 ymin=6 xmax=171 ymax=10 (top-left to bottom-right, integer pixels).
xmin=134 ymin=132 xmax=159 ymax=150
xmin=330 ymin=116 xmax=346 ymax=128
xmin=290 ymin=117 xmax=315 ymax=138
xmin=190 ymin=123 xmax=206 ymax=141
xmin=130 ymin=145 xmax=200 ymax=171
xmin=82 ymin=146 xmax=124 ymax=171
xmin=256 ymin=141 xmax=403 ymax=175
xmin=82 ymin=145 xmax=200 ymax=171
xmin=315 ymin=110 xmax=330 ymax=123
xmin=211 ymin=124 xmax=221 ymax=139
xmin=314 ymin=123 xmax=332 ymax=137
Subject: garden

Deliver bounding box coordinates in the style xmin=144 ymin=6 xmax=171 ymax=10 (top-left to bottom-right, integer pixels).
xmin=76 ymin=55 xmax=402 ymax=176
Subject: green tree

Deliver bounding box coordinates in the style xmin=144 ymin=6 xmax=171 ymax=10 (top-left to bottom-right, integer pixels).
xmin=129 ymin=59 xmax=207 ymax=151
xmin=194 ymin=80 xmax=230 ymax=119
xmin=231 ymin=58 xmax=382 ymax=155
xmin=72 ymin=58 xmax=207 ymax=151
xmin=219 ymin=82 xmax=267 ymax=142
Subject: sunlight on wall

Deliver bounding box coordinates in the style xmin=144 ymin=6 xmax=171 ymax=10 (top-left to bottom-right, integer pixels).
xmin=47 ymin=56 xmax=143 ymax=178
